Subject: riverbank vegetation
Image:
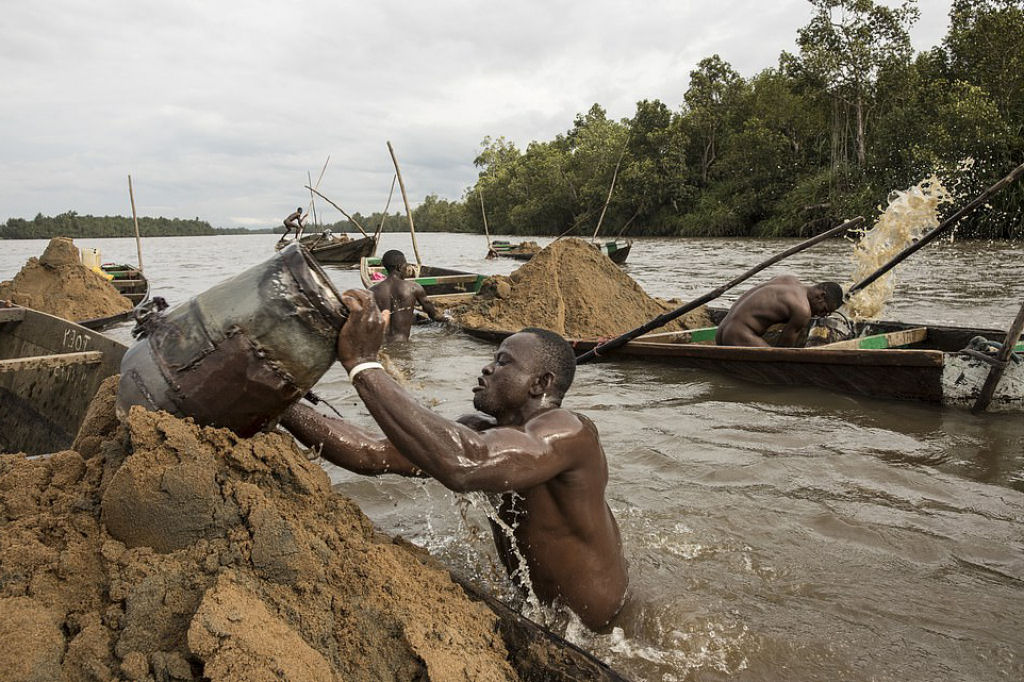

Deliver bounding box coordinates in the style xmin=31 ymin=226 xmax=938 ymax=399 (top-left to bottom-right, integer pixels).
xmin=404 ymin=0 xmax=1023 ymax=239
xmin=0 ymin=212 xmax=256 ymax=239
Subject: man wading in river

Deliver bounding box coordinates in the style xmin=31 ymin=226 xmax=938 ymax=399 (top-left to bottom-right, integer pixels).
xmin=370 ymin=249 xmax=450 ymax=342
xmin=715 ymin=275 xmax=843 ymax=347
xmin=281 ymin=289 xmax=629 ymax=629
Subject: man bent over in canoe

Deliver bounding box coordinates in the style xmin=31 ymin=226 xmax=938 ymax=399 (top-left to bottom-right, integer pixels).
xmin=281 ymin=289 xmax=629 ymax=629
xmin=279 ymin=207 xmax=307 ymax=244
xmin=716 ymin=275 xmax=843 ymax=347
xmin=370 ymin=249 xmax=451 ymax=342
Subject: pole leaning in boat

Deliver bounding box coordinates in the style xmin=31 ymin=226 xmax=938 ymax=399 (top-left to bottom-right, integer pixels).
xmin=127 ymin=175 xmax=144 ymax=274
xmin=971 ymin=299 xmax=1024 ymax=413
xmin=387 ymin=140 xmax=422 ymax=268
xmin=575 ymin=216 xmax=865 ymax=364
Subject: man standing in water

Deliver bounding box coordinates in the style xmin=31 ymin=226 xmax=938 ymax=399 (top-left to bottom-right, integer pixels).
xmin=715 ymin=275 xmax=844 ymax=347
xmin=279 ymin=207 xmax=307 ymax=243
xmin=370 ymin=249 xmax=450 ymax=342
xmin=280 ymin=289 xmax=628 ymax=629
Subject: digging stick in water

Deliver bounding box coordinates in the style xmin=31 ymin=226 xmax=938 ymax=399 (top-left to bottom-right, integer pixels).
xmin=846 ymin=161 xmax=1024 ymax=300
xmin=575 ymin=216 xmax=865 ymax=364
xmin=971 ymin=299 xmax=1024 ymax=413
xmin=387 ymin=141 xmax=422 ymax=267
xmin=304 ymin=186 xmax=371 ymax=238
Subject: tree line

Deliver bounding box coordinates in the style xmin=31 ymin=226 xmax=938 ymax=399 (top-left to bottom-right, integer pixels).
xmin=399 ymin=0 xmax=1023 ymax=239
xmin=0 ymin=212 xmax=253 ymax=239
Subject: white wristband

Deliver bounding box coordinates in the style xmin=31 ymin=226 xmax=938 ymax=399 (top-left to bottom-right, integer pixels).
xmin=347 ymin=361 xmax=384 ymax=381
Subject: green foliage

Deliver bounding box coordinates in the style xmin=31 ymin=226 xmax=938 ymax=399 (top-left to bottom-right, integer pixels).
xmin=0 ymin=212 xmax=246 ymax=239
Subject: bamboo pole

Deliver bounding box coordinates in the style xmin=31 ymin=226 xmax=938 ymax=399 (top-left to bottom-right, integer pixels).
xmin=306 ymin=171 xmax=317 ymax=235
xmin=127 ymin=175 xmax=144 ymax=274
xmin=971 ymin=299 xmax=1024 ymax=413
xmin=846 ymin=161 xmax=1024 ymax=300
xmin=304 ymin=186 xmax=370 ymax=238
xmin=576 ymin=216 xmax=864 ymax=364
xmin=386 ymin=141 xmax=422 ymax=267
xmin=479 ymin=191 xmax=493 ymax=250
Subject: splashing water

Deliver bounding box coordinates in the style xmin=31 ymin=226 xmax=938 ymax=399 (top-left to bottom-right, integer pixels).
xmin=845 ymin=176 xmax=952 ymax=320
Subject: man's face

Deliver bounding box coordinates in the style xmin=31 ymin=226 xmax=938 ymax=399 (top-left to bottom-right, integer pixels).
xmin=472 ymin=333 xmax=541 ymax=417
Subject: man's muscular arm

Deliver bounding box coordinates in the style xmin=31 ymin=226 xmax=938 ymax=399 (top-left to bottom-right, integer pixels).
xmin=338 ymin=289 xmax=578 ymax=492
xmin=280 ymin=402 xmax=425 ymax=477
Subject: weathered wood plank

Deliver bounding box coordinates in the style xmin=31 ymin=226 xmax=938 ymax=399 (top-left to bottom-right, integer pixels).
xmin=0 ymin=308 xmax=27 ymax=324
xmin=817 ymin=327 xmax=927 ymax=350
xmin=0 ymin=351 xmax=103 ymax=373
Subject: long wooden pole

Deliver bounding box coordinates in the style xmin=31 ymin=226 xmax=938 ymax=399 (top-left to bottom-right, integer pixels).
xmin=576 ymin=216 xmax=864 ymax=364
xmin=479 ymin=190 xmax=492 ymax=249
xmin=127 ymin=175 xmax=144 ymax=273
xmin=846 ymin=161 xmax=1024 ymax=300
xmin=592 ymin=141 xmax=628 ymax=242
xmin=971 ymin=300 xmax=1024 ymax=413
xmin=304 ymin=186 xmax=370 ymax=238
xmin=306 ymin=171 xmax=317 ymax=235
xmin=386 ymin=140 xmax=422 ymax=266
xmin=374 ymin=174 xmax=398 ymax=241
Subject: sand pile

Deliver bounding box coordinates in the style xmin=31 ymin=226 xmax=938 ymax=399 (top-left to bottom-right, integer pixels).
xmin=0 ymin=377 xmax=517 ymax=681
xmin=0 ymin=237 xmax=133 ymax=321
xmin=454 ymin=238 xmax=711 ymax=337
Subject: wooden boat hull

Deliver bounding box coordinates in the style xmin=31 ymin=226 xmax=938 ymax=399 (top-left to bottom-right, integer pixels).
xmin=600 ymin=239 xmax=631 ymax=264
xmin=0 ymin=305 xmax=128 ymax=455
xmin=78 ymin=263 xmax=151 ymax=330
xmin=360 ymin=258 xmax=486 ymax=300
xmin=459 ymin=313 xmax=1024 ymax=410
xmin=280 ymin=234 xmax=377 ymax=265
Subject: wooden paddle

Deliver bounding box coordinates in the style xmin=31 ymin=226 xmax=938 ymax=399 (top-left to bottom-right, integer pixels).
xmin=846 ymin=161 xmax=1024 ymax=300
xmin=575 ymin=216 xmax=864 ymax=364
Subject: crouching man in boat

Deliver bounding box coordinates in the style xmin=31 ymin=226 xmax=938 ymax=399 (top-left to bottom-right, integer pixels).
xmin=280 ymin=289 xmax=629 ymax=629
xmin=715 ymin=275 xmax=844 ymax=347
xmin=279 ymin=207 xmax=308 ymax=244
xmin=371 ymin=249 xmax=452 ymax=342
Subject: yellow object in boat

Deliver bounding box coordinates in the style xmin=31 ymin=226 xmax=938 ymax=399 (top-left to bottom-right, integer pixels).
xmin=92 ymin=266 xmax=114 ymax=281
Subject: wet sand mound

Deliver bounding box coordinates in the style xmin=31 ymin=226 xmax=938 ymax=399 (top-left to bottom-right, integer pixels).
xmin=0 ymin=236 xmax=133 ymax=321
xmin=454 ymin=238 xmax=711 ymax=337
xmin=0 ymin=377 xmax=516 ymax=681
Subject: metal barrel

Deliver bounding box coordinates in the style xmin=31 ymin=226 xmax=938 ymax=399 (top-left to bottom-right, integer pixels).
xmin=116 ymin=243 xmax=347 ymax=436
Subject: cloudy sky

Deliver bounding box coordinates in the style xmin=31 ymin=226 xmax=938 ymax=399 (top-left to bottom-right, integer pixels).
xmin=2 ymin=1 xmax=953 ymax=229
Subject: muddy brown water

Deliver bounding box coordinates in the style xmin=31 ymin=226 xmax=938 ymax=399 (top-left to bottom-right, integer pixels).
xmin=3 ymin=233 xmax=1022 ymax=681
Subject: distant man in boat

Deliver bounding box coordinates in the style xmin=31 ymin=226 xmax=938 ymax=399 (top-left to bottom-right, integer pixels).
xmin=370 ymin=249 xmax=451 ymax=342
xmin=280 ymin=289 xmax=629 ymax=629
xmin=279 ymin=207 xmax=307 ymax=243
xmin=715 ymin=275 xmax=844 ymax=347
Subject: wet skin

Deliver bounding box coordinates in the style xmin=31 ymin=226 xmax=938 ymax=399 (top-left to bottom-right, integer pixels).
xmin=715 ymin=274 xmax=834 ymax=347
xmin=281 ymin=289 xmax=628 ymax=629
xmin=370 ymin=270 xmax=444 ymax=342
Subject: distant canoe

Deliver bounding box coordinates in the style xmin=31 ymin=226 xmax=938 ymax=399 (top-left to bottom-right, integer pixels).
xmin=277 ymin=233 xmax=377 ymax=265
xmin=360 ymin=257 xmax=486 ymax=301
xmin=78 ymin=263 xmax=150 ymax=330
xmin=0 ymin=305 xmax=128 ymax=455
xmin=459 ymin=310 xmax=1024 ymax=411
xmin=489 ymin=240 xmax=539 ymax=261
xmin=598 ymin=239 xmax=631 ymax=264
xmin=489 ymin=239 xmax=632 ymax=265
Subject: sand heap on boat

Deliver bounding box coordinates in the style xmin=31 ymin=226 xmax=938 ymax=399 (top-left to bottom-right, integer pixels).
xmin=0 ymin=377 xmax=516 ymax=681
xmin=0 ymin=237 xmax=132 ymax=321
xmin=454 ymin=237 xmax=711 ymax=337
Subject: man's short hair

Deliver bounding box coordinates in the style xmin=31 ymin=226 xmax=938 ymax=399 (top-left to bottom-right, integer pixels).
xmin=381 ymin=250 xmax=407 ymax=273
xmin=817 ymin=282 xmax=844 ymax=311
xmin=520 ymin=327 xmax=576 ymax=402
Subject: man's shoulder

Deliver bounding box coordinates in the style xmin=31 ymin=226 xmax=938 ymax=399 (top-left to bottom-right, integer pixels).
xmin=526 ymin=408 xmax=596 ymax=442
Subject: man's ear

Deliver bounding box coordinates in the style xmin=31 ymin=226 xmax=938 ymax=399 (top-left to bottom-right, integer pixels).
xmin=530 ymin=371 xmax=555 ymax=397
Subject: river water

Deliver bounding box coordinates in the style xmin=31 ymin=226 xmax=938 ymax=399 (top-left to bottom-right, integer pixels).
xmin=3 ymin=233 xmax=1023 ymax=681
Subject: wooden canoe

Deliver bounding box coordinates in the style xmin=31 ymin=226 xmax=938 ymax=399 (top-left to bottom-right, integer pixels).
xmin=0 ymin=304 xmax=128 ymax=455
xmin=598 ymin=239 xmax=631 ymax=265
xmin=78 ymin=263 xmax=151 ymax=330
xmin=458 ymin=311 xmax=1024 ymax=411
xmin=278 ymin=233 xmax=377 ymax=265
xmin=489 ymin=240 xmax=539 ymax=261
xmin=360 ymin=257 xmax=486 ymax=301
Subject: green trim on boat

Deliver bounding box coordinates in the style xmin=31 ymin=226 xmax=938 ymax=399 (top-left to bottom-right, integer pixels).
xmin=688 ymin=327 xmax=717 ymax=342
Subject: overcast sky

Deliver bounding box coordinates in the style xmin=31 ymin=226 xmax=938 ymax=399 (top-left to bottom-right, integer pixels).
xmin=1 ymin=1 xmax=953 ymax=229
